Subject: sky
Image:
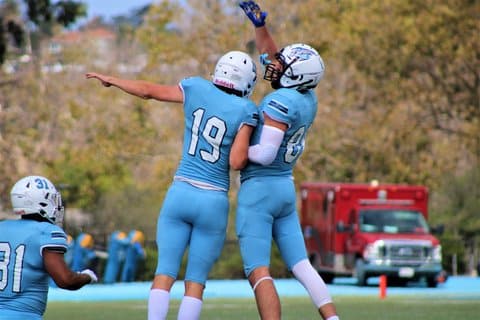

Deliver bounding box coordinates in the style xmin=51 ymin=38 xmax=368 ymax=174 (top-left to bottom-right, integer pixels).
xmin=81 ymin=0 xmax=154 ymax=19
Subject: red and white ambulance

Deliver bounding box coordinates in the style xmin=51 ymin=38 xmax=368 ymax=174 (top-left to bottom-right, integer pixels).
xmin=300 ymin=182 xmax=444 ymax=287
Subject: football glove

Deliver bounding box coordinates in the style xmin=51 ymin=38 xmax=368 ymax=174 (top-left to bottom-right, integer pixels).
xmin=259 ymin=53 xmax=272 ymax=66
xmin=80 ymin=269 xmax=98 ymax=283
xmin=239 ymin=1 xmax=267 ymax=27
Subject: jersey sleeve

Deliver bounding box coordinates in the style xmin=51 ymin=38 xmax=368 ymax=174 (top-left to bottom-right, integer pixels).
xmin=179 ymin=76 xmax=201 ymax=94
xmin=260 ymin=90 xmax=296 ymax=127
xmin=242 ymin=101 xmax=259 ymax=128
xmin=39 ymin=224 xmax=69 ymax=255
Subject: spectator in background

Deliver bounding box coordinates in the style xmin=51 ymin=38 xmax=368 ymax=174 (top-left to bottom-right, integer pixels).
xmin=121 ymin=230 xmax=146 ymax=282
xmin=0 ymin=175 xmax=97 ymax=320
xmin=71 ymin=232 xmax=98 ymax=272
xmin=86 ymin=49 xmax=258 ymax=320
xmin=237 ymin=2 xmax=340 ymax=320
xmin=103 ymin=230 xmax=130 ymax=284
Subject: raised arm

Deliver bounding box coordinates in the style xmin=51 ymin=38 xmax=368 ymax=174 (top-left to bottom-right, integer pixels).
xmin=85 ymin=72 xmax=183 ymax=103
xmin=239 ymin=1 xmax=278 ymax=62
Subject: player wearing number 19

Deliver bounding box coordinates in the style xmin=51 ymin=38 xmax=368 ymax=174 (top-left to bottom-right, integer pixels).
xmin=86 ymin=50 xmax=258 ymax=320
xmin=0 ymin=176 xmax=98 ymax=320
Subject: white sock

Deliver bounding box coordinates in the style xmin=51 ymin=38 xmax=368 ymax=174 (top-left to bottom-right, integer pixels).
xmin=148 ymin=289 xmax=170 ymax=320
xmin=177 ymin=295 xmax=203 ymax=320
xmin=292 ymin=259 xmax=332 ymax=308
xmin=326 ymin=316 xmax=340 ymax=320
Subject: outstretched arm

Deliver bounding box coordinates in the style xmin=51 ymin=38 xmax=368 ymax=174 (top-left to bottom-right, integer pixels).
xmin=85 ymin=72 xmax=183 ymax=103
xmin=239 ymin=1 xmax=278 ymax=63
xmin=44 ymin=249 xmax=97 ymax=290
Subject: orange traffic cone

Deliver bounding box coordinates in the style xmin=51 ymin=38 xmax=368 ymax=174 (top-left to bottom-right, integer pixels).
xmin=379 ymin=275 xmax=387 ymax=299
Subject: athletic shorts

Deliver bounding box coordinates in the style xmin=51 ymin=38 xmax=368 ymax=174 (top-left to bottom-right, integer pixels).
xmin=155 ymin=180 xmax=229 ymax=285
xmin=236 ymin=176 xmax=307 ymax=276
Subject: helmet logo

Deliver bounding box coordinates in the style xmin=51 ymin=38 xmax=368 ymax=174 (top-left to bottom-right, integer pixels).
xmin=288 ymin=47 xmax=316 ymax=61
xmin=212 ymin=51 xmax=257 ymax=97
xmin=268 ymin=44 xmax=324 ymax=91
xmin=213 ymin=79 xmax=235 ymax=89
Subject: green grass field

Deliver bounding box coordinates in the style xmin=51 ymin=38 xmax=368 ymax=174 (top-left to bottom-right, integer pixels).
xmin=44 ymin=296 xmax=480 ymax=320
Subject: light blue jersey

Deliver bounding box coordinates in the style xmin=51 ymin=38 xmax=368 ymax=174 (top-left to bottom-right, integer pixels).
xmin=237 ymin=88 xmax=317 ymax=276
xmin=176 ymin=77 xmax=258 ymax=190
xmin=0 ymin=219 xmax=68 ymax=319
xmin=155 ymin=77 xmax=258 ymax=285
xmin=241 ymin=88 xmax=317 ymax=181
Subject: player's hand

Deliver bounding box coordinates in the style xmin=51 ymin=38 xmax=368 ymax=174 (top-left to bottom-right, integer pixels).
xmin=259 ymin=53 xmax=272 ymax=66
xmin=85 ymin=72 xmax=112 ymax=87
xmin=239 ymin=1 xmax=267 ymax=27
xmin=80 ymin=269 xmax=98 ymax=283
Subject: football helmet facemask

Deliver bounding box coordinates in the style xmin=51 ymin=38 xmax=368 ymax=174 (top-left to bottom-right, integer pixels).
xmin=10 ymin=175 xmax=65 ymax=226
xmin=264 ymin=43 xmax=325 ymax=91
xmin=212 ymin=51 xmax=257 ymax=98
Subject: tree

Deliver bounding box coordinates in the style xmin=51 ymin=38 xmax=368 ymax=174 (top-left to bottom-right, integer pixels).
xmin=1 ymin=0 xmax=478 ymax=277
xmin=0 ymin=0 xmax=86 ymax=65
xmin=431 ymin=166 xmax=480 ymax=273
xmin=0 ymin=0 xmax=24 ymax=64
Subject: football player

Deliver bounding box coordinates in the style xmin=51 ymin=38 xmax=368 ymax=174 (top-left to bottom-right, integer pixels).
xmin=86 ymin=50 xmax=258 ymax=320
xmin=237 ymin=1 xmax=340 ymax=320
xmin=0 ymin=176 xmax=97 ymax=320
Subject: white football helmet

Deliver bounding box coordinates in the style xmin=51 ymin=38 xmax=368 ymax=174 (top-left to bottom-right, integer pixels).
xmin=10 ymin=175 xmax=64 ymax=226
xmin=212 ymin=51 xmax=257 ymax=97
xmin=264 ymin=43 xmax=325 ymax=91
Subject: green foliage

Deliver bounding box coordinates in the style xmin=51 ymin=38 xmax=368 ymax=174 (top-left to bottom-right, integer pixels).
xmin=1 ymin=0 xmax=479 ymax=278
xmin=438 ymin=234 xmax=466 ymax=273
xmin=0 ymin=0 xmax=86 ymax=64
xmin=210 ymin=241 xmax=246 ymax=280
xmin=294 ymin=0 xmax=479 ymax=187
xmin=431 ymin=165 xmax=480 ymax=273
xmin=137 ymin=246 xmax=158 ymax=282
xmin=25 ymin=0 xmax=86 ymax=33
xmin=0 ymin=1 xmax=23 ymax=64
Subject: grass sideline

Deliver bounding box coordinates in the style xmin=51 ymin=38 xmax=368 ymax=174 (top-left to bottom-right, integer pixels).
xmin=44 ymin=296 xmax=480 ymax=320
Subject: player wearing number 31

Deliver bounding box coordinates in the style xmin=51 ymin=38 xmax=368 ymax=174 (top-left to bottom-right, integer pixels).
xmin=86 ymin=51 xmax=258 ymax=320
xmin=0 ymin=176 xmax=98 ymax=320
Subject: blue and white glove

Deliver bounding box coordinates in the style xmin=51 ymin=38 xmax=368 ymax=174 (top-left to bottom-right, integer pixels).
xmin=80 ymin=269 xmax=98 ymax=283
xmin=259 ymin=53 xmax=272 ymax=67
xmin=239 ymin=1 xmax=267 ymax=27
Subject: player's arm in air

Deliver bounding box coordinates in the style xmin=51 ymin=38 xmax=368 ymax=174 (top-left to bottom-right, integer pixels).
xmin=85 ymin=72 xmax=183 ymax=103
xmin=239 ymin=1 xmax=285 ymax=166
xmin=44 ymin=249 xmax=97 ymax=290
xmin=239 ymin=1 xmax=278 ymax=64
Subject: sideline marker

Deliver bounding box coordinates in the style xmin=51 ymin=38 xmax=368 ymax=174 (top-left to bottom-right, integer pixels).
xmin=379 ymin=275 xmax=387 ymax=299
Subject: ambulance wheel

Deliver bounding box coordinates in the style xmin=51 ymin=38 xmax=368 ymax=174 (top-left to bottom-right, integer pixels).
xmin=355 ymin=259 xmax=368 ymax=286
xmin=426 ymin=276 xmax=438 ymax=288
xmin=320 ymin=272 xmax=334 ymax=284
